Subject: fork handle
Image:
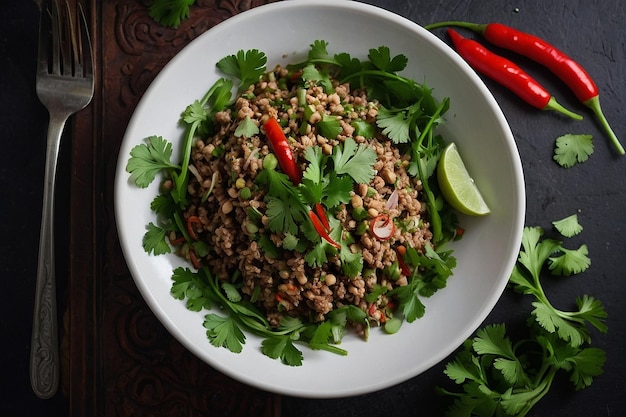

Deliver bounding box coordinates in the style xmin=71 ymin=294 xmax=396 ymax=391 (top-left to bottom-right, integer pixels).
xmin=30 ymin=113 xmax=68 ymax=399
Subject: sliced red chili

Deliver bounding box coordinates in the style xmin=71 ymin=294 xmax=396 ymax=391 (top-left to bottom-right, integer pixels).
xmin=186 ymin=215 xmax=203 ymax=241
xmin=446 ymin=29 xmax=582 ymax=120
xmin=263 ymin=117 xmax=302 ymax=184
xmin=370 ymin=213 xmax=395 ymax=240
xmin=314 ymin=203 xmax=331 ymax=232
xmin=169 ymin=235 xmax=186 ymax=246
xmin=395 ymin=246 xmax=412 ymax=277
xmin=189 ymin=250 xmax=201 ymax=269
xmin=308 ymin=210 xmax=341 ymax=249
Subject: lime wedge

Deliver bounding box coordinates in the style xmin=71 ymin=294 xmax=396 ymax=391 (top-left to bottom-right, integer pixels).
xmin=437 ymin=142 xmax=490 ymax=216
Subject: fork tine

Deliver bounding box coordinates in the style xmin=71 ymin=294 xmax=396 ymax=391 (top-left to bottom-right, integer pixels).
xmin=37 ymin=0 xmax=52 ymax=75
xmin=50 ymin=0 xmax=62 ymax=75
xmin=76 ymin=3 xmax=93 ymax=79
xmin=59 ymin=0 xmax=74 ymax=76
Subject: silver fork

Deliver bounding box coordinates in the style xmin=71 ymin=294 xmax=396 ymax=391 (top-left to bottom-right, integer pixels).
xmin=31 ymin=0 xmax=94 ymax=399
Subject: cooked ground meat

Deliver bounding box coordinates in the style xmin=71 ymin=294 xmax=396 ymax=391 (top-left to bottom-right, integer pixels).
xmin=180 ymin=65 xmax=432 ymax=328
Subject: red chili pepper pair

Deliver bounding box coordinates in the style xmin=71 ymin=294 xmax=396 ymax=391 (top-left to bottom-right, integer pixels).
xmin=446 ymin=29 xmax=582 ymax=120
xmin=426 ymin=21 xmax=624 ymax=155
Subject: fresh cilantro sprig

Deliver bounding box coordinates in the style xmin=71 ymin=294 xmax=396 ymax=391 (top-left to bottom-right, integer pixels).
xmin=509 ymin=226 xmax=605 ymax=346
xmin=440 ymin=323 xmax=605 ymax=417
xmin=440 ymin=220 xmax=607 ymax=416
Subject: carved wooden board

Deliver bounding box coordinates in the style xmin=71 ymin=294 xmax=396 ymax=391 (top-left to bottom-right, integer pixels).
xmin=64 ymin=1 xmax=280 ymax=415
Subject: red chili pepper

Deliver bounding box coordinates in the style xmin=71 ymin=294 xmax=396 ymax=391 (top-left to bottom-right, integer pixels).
xmin=308 ymin=210 xmax=341 ymax=249
xmin=446 ymin=29 xmax=582 ymax=121
xmin=263 ymin=117 xmax=302 ymax=184
xmin=186 ymin=215 xmax=203 ymax=241
xmin=427 ymin=21 xmax=624 ymax=155
xmin=314 ymin=203 xmax=331 ymax=232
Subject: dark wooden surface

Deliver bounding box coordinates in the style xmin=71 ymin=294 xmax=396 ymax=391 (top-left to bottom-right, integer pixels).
xmin=2 ymin=1 xmax=624 ymax=416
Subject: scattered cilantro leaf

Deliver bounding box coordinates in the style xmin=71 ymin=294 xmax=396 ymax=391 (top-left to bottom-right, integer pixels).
xmin=148 ymin=0 xmax=196 ymax=28
xmin=549 ymin=244 xmax=591 ymax=276
xmin=553 ymin=213 xmax=583 ymax=238
xmin=553 ymin=134 xmax=594 ymax=168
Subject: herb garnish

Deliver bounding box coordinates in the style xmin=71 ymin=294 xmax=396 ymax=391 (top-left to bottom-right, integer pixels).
xmin=439 ymin=218 xmax=607 ymax=416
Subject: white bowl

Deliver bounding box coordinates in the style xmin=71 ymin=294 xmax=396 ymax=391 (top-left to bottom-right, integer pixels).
xmin=114 ymin=0 xmax=525 ymax=398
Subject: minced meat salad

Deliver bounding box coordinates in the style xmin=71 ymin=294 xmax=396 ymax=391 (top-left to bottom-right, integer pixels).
xmin=127 ymin=41 xmax=461 ymax=365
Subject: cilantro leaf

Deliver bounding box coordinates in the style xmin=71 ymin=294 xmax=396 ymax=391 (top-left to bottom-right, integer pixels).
xmin=302 ymin=146 xmax=325 ymax=184
xmin=317 ymin=114 xmax=342 ymax=139
xmin=368 ymin=46 xmax=408 ymax=73
xmin=548 ymin=244 xmax=591 ymax=276
xmin=302 ymin=64 xmax=334 ymax=93
xmin=331 ymin=137 xmax=377 ymax=183
xmin=565 ymin=347 xmax=606 ymax=390
xmin=376 ymin=106 xmax=410 ymax=144
xmin=126 ymin=136 xmax=179 ymax=188
xmin=552 ymin=213 xmax=583 ymax=238
xmin=217 ymin=49 xmax=267 ymax=93
xmin=390 ymin=278 xmax=426 ymax=323
xmin=261 ymin=336 xmax=303 ymax=366
xmin=148 ymin=0 xmax=196 ymax=28
xmin=234 ymin=116 xmax=259 ymax=138
xmin=266 ymin=195 xmax=304 ymax=236
xmin=351 ymin=119 xmax=376 ymax=138
xmin=553 ymin=134 xmax=594 ymax=168
xmin=171 ymin=267 xmax=212 ymax=311
xmin=322 ymin=173 xmax=353 ymax=208
xmin=182 ymin=100 xmax=208 ymax=124
xmin=221 ymin=282 xmax=242 ymax=303
xmin=472 ymin=324 xmax=530 ymax=386
xmin=203 ymin=314 xmax=246 ymax=353
xmin=142 ymin=222 xmax=171 ymax=255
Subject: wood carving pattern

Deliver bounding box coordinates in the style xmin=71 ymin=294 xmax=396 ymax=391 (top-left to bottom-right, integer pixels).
xmin=111 ymin=0 xmax=277 ymax=108
xmin=67 ymin=0 xmax=279 ymax=415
